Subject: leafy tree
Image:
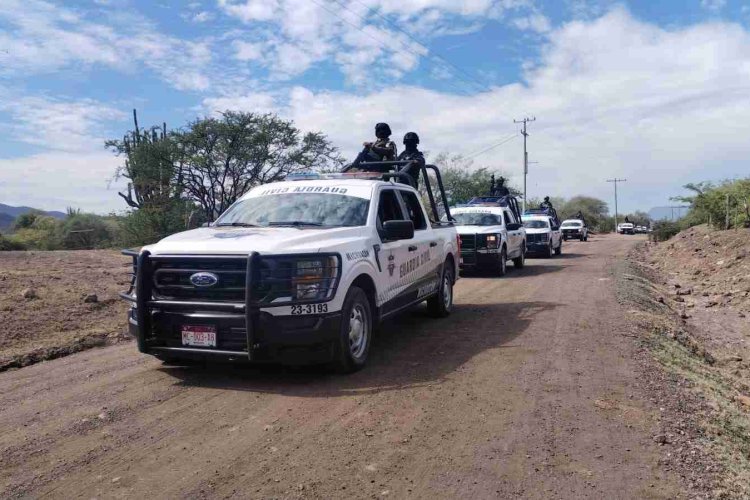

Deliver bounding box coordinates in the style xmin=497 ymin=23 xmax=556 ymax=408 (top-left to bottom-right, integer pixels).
xmin=13 ymin=211 xmax=44 ymax=230
xmin=672 ymin=178 xmax=750 ymax=229
xmin=176 ymin=111 xmax=344 ymax=220
xmin=431 ymin=153 xmax=517 ymax=206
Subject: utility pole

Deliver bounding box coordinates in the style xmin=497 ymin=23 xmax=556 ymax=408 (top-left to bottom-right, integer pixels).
xmin=606 ymin=178 xmax=627 ymax=230
xmin=514 ymin=116 xmax=536 ymax=212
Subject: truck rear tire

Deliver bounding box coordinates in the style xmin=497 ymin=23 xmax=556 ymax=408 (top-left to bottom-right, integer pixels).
xmin=427 ymin=262 xmax=454 ymax=317
xmin=333 ymin=286 xmax=372 ymax=373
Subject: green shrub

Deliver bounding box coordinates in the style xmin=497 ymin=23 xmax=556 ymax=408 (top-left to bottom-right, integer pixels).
xmin=0 ymin=234 xmax=26 ymax=250
xmin=651 ymin=221 xmax=681 ymax=242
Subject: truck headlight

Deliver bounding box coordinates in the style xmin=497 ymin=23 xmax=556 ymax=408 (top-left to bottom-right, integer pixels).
xmin=485 ymin=234 xmax=499 ymax=248
xmin=292 ymin=256 xmax=340 ymax=301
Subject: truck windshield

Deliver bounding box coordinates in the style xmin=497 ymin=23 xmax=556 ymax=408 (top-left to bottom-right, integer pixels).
xmin=523 ymin=220 xmax=549 ymax=229
xmin=561 ymin=222 xmax=582 ymax=227
xmin=216 ymin=193 xmax=369 ymax=228
xmin=451 ymin=213 xmax=503 ymax=226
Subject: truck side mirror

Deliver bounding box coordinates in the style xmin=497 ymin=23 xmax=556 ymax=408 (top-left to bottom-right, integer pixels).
xmin=384 ymin=220 xmax=414 ymax=241
xmin=506 ymin=222 xmax=522 ymax=231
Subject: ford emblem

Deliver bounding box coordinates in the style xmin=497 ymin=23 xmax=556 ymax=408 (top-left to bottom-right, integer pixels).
xmin=189 ymin=272 xmax=219 ymax=287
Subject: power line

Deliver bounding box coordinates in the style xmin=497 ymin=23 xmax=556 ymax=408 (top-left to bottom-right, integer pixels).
xmin=606 ymin=178 xmax=627 ymax=229
xmin=343 ymin=0 xmax=494 ymax=94
xmin=463 ymin=133 xmax=518 ymax=160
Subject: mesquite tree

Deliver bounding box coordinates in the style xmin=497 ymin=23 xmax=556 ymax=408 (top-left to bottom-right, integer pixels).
xmin=176 ymin=111 xmax=344 ymax=220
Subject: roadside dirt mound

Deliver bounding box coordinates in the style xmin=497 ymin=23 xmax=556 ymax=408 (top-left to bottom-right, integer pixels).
xmin=647 ymin=224 xmax=750 ymax=314
xmin=0 ymin=250 xmax=130 ymax=371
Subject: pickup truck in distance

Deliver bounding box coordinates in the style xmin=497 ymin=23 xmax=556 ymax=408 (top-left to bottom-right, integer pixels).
xmin=121 ymin=170 xmax=459 ymax=373
xmin=561 ymin=219 xmax=588 ymax=241
xmin=522 ymin=214 xmax=563 ymax=257
xmin=451 ymin=196 xmax=526 ymax=276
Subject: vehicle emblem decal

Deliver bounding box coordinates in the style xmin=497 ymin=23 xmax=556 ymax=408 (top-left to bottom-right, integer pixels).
xmin=189 ymin=272 xmax=219 ymax=287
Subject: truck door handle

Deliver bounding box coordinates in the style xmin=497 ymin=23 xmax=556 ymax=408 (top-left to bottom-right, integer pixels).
xmin=429 ymin=241 xmax=438 ymax=247
xmin=408 ymin=245 xmax=418 ymax=252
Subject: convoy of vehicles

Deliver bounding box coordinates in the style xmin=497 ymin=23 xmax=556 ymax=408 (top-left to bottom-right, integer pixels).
xmin=617 ymin=222 xmax=635 ymax=234
xmin=121 ymin=164 xmax=459 ymax=372
xmin=452 ymin=195 xmax=526 ymax=275
xmin=522 ymin=213 xmax=563 ymax=257
xmin=561 ymin=219 xmax=588 ymax=241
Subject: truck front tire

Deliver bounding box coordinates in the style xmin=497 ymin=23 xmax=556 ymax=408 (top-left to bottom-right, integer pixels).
xmin=333 ymin=286 xmax=372 ymax=373
xmin=512 ymin=245 xmax=525 ymax=269
xmin=427 ymin=262 xmax=454 ymax=317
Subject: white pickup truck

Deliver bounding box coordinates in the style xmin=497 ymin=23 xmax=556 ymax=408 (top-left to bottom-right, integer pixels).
xmin=521 ymin=214 xmax=562 ymax=257
xmin=451 ymin=196 xmax=526 ymax=275
xmin=122 ymin=171 xmax=459 ymax=372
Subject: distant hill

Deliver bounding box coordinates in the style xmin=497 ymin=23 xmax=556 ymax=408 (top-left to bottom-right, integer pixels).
xmin=649 ymin=206 xmax=690 ymax=221
xmin=0 ymin=203 xmax=67 ymax=231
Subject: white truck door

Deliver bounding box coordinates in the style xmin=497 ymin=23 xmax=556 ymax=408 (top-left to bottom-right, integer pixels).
xmin=503 ymin=209 xmax=519 ymax=257
xmin=375 ymin=188 xmax=411 ymax=314
xmin=397 ymin=189 xmax=440 ymax=296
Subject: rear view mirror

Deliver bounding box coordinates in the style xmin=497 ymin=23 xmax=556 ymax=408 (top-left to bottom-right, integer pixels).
xmin=384 ymin=220 xmax=414 ymax=241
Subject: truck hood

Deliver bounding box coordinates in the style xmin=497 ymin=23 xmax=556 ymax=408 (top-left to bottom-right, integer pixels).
xmin=144 ymin=226 xmax=365 ymax=255
xmin=455 ymin=225 xmax=503 ymax=235
xmin=524 ymin=228 xmax=551 ymax=235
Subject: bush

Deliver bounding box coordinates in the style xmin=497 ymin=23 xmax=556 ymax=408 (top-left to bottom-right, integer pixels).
xmin=0 ymin=234 xmax=26 ymax=250
xmin=651 ymin=221 xmax=681 ymax=242
xmin=59 ymin=213 xmax=116 ymax=249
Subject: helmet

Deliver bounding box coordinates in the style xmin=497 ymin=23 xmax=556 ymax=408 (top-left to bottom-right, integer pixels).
xmin=375 ymin=122 xmax=392 ymax=139
xmin=544 ymin=196 xmax=550 ymax=202
xmin=496 ymin=176 xmax=505 ymax=185
xmin=403 ymin=132 xmax=419 ymax=144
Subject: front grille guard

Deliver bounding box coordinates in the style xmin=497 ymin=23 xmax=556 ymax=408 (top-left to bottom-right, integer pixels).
xmin=120 ymin=250 xmax=262 ymax=360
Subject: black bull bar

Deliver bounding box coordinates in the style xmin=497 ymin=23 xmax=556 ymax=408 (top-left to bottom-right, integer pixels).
xmin=120 ymin=251 xmax=261 ymax=360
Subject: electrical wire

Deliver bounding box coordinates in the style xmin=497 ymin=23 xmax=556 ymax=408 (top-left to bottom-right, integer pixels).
xmin=463 ymin=133 xmax=518 ymax=160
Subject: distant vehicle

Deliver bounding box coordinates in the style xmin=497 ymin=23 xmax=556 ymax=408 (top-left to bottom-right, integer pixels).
xmin=561 ymin=219 xmax=588 ymax=241
xmin=450 ymin=195 xmax=526 ymax=275
xmin=617 ymin=222 xmax=635 ymax=235
xmin=522 ymin=214 xmax=562 ymax=257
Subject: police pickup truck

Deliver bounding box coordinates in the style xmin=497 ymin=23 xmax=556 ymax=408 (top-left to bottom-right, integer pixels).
xmin=121 ymin=167 xmax=458 ymax=373
xmin=451 ymin=195 xmax=526 ymax=275
xmin=522 ymin=208 xmax=562 ymax=257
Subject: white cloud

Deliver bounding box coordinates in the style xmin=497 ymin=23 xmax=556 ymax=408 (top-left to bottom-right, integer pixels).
xmin=0 ymin=0 xmax=213 ymax=91
xmin=232 ymin=40 xmax=264 ymax=61
xmin=0 ymin=152 xmax=125 ymax=213
xmin=217 ymin=0 xmax=534 ymax=84
xmin=513 ymin=13 xmax=552 ymax=33
xmin=203 ymin=8 xmax=750 ymax=214
xmin=700 ymin=0 xmax=727 ymax=12
xmin=1 ymin=96 xmax=127 ymax=153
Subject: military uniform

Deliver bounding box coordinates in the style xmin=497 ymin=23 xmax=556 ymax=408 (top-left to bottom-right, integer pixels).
xmin=396 ymin=149 xmax=424 ymax=188
xmin=346 ymin=123 xmax=397 ymax=172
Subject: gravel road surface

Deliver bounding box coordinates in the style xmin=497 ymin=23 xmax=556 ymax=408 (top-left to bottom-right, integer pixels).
xmin=0 ymin=234 xmax=681 ymax=499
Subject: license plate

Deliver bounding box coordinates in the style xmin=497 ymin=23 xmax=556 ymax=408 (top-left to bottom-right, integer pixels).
xmin=181 ymin=325 xmax=217 ymax=347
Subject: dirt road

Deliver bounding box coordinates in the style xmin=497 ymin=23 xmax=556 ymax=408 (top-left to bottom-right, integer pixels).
xmin=0 ymin=235 xmax=683 ymax=499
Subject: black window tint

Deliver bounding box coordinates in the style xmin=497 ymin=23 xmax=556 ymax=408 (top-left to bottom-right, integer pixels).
xmin=503 ymin=211 xmax=512 ymax=225
xmin=377 ymin=190 xmax=403 ymax=227
xmin=399 ymin=191 xmax=427 ymax=230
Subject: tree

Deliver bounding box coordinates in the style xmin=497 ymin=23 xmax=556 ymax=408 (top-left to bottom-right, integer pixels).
xmin=557 ymin=196 xmax=611 ymax=231
xmin=431 ymin=153 xmax=517 ymax=206
xmin=176 ymin=111 xmax=344 ymax=220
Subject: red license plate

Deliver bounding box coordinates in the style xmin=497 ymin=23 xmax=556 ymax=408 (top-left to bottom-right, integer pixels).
xmin=181 ymin=325 xmax=217 ymax=347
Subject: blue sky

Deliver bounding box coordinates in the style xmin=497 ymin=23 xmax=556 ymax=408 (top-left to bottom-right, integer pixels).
xmin=2 ymin=0 xmax=750 ymax=214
